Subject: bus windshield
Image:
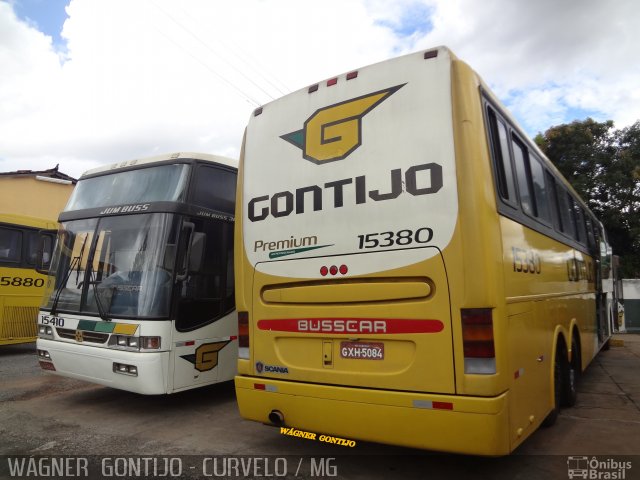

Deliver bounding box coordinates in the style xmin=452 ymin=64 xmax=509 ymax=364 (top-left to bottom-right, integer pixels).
xmin=44 ymin=213 xmax=180 ymax=318
xmin=65 ymin=164 xmax=190 ymax=210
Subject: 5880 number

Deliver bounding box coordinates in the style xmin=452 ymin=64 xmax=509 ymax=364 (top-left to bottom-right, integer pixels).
xmin=0 ymin=276 xmax=45 ymax=287
xmin=357 ymin=227 xmax=434 ymax=250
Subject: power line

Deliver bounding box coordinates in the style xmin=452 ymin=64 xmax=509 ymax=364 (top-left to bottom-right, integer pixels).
xmin=152 ymin=25 xmax=262 ymax=107
xmin=176 ymin=6 xmax=291 ymax=97
xmin=150 ymin=0 xmax=279 ymax=103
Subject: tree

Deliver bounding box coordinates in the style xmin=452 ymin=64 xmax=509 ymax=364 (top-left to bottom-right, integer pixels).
xmin=535 ymin=119 xmax=640 ymax=278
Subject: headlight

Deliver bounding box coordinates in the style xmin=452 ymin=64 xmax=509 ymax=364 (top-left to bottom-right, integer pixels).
xmin=109 ymin=335 xmax=161 ymax=351
xmin=113 ymin=362 xmax=138 ymax=376
xmin=38 ymin=325 xmax=54 ymax=339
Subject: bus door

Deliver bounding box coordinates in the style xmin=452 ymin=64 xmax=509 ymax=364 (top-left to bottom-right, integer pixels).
xmin=172 ymin=217 xmax=235 ymax=390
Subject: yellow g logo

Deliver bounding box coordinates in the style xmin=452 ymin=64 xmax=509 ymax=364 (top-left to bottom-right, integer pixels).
xmin=194 ymin=341 xmax=230 ymax=372
xmin=281 ymin=84 xmax=405 ymax=164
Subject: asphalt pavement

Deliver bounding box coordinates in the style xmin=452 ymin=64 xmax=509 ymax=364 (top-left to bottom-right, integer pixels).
xmin=0 ymin=334 xmax=638 ymax=480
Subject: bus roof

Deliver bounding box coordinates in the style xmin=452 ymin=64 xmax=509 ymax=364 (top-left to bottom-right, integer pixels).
xmin=0 ymin=213 xmax=57 ymax=230
xmin=79 ymin=152 xmax=238 ymax=178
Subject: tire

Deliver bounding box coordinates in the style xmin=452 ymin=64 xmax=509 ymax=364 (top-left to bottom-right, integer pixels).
xmin=562 ymin=337 xmax=579 ymax=407
xmin=542 ymin=345 xmax=563 ymax=427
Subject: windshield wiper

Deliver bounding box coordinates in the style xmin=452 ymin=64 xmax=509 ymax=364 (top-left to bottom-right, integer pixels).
xmin=50 ymin=234 xmax=88 ymax=316
xmin=87 ymin=263 xmax=111 ymax=321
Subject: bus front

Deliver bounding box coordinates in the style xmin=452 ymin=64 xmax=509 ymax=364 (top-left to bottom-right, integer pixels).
xmin=37 ymin=153 xmax=238 ymax=394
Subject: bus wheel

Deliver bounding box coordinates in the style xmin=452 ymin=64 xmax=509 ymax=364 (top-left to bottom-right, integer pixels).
xmin=542 ymin=344 xmax=563 ymax=427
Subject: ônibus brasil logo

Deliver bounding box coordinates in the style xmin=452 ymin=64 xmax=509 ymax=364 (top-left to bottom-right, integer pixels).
xmin=280 ymin=84 xmax=405 ymax=164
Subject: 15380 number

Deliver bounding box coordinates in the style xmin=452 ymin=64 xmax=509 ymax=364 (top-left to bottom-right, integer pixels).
xmin=357 ymin=227 xmax=433 ymax=250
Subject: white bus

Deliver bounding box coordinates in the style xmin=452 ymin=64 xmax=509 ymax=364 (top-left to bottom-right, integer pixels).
xmin=37 ymin=153 xmax=238 ymax=394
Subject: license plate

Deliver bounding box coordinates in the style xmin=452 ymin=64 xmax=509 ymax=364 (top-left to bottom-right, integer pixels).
xmin=340 ymin=341 xmax=384 ymax=360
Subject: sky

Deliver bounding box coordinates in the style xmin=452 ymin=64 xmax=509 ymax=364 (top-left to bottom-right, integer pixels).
xmin=1 ymin=0 xmax=639 ymax=179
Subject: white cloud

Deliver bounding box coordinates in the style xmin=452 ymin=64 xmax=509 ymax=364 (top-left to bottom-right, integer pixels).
xmin=0 ymin=0 xmax=639 ymax=178
xmin=412 ymin=0 xmax=640 ymax=133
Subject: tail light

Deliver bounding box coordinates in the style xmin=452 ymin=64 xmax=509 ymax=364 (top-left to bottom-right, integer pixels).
xmin=238 ymin=311 xmax=249 ymax=359
xmin=462 ymin=308 xmax=496 ymax=374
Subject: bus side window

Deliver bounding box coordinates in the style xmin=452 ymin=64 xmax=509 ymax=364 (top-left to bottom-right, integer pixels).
xmin=574 ymin=202 xmax=588 ymax=245
xmin=487 ymin=108 xmax=516 ymax=204
xmin=35 ymin=233 xmax=54 ymax=273
xmin=546 ymin=172 xmax=563 ymax=232
xmin=192 ymin=166 xmax=237 ymax=215
xmin=566 ymin=192 xmax=579 ymax=240
xmin=585 ymin=217 xmax=597 ymax=254
xmin=558 ymin=188 xmax=573 ymax=236
xmin=26 ymin=230 xmax=46 ymax=265
xmin=512 ymin=136 xmax=535 ymax=217
xmin=529 ymin=155 xmax=551 ymax=224
xmin=0 ymin=226 xmax=22 ymax=264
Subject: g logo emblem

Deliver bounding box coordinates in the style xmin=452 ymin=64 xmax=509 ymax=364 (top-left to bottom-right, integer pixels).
xmin=194 ymin=341 xmax=230 ymax=372
xmin=281 ymin=84 xmax=405 ymax=164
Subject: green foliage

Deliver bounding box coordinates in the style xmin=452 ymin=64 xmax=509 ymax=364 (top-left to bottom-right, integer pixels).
xmin=536 ymin=119 xmax=640 ymax=278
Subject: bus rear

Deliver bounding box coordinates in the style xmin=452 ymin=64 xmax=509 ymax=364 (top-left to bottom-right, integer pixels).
xmin=234 ymin=48 xmax=512 ymax=454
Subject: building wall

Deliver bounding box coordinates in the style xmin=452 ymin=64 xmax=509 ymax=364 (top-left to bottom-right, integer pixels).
xmin=622 ymin=279 xmax=640 ymax=333
xmin=0 ymin=177 xmax=74 ymax=221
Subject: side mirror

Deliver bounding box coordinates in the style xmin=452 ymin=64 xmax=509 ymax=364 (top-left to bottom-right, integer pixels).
xmin=176 ymin=223 xmax=206 ymax=281
xmin=188 ymin=232 xmax=206 ymax=272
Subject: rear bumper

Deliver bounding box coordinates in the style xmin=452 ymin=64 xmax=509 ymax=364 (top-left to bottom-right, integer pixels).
xmin=235 ymin=375 xmax=510 ymax=456
xmin=37 ymin=338 xmax=170 ymax=395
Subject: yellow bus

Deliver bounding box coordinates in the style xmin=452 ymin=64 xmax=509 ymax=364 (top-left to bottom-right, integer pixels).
xmin=233 ymin=47 xmax=612 ymax=455
xmin=0 ymin=214 xmax=56 ymax=345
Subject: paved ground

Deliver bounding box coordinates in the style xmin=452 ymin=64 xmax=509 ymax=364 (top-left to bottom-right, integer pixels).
xmin=0 ymin=334 xmax=638 ymax=479
xmin=518 ymin=334 xmax=640 ymax=456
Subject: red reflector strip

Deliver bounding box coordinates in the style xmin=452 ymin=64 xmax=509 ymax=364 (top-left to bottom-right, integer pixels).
xmin=346 ymin=71 xmax=358 ymax=80
xmin=327 ymin=78 xmax=338 ymax=86
xmin=253 ymin=383 xmax=277 ymax=392
xmin=257 ymin=318 xmax=444 ymax=334
xmin=185 ymin=341 xmax=195 ymax=346
xmin=413 ymin=400 xmax=454 ymax=410
xmin=230 ymin=335 xmax=238 ymax=341
xmin=432 ymin=401 xmax=453 ymax=410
